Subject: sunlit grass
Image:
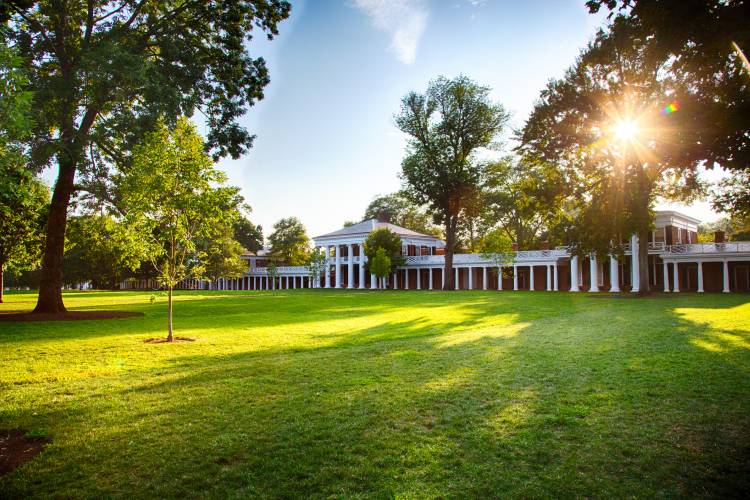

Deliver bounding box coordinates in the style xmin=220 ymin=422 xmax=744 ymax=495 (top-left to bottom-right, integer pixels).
xmin=1 ymin=290 xmax=749 ymax=497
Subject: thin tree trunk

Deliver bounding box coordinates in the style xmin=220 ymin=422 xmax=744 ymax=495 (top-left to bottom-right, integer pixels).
xmin=167 ymin=286 xmax=174 ymax=342
xmin=638 ymin=227 xmax=651 ymax=296
xmin=33 ymin=157 xmax=77 ymax=314
xmin=0 ymin=262 xmax=4 ymax=304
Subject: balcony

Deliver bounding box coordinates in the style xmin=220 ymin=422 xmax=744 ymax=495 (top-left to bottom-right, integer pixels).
xmin=665 ymin=242 xmax=750 ymax=254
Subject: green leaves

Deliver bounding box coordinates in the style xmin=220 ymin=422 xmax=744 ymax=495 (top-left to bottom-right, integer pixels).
xmin=120 ymin=117 xmax=242 ymax=288
xmin=268 ymin=217 xmax=310 ymax=266
xmin=369 ymin=248 xmax=392 ymax=281
xmin=364 ymin=229 xmax=404 ymax=270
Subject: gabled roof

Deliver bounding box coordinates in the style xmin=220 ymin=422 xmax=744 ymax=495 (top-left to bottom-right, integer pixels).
xmin=313 ymin=219 xmax=441 ymax=240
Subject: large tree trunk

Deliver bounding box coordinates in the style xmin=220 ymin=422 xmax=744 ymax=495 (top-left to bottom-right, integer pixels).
xmin=443 ymin=216 xmax=457 ymax=290
xmin=33 ymin=157 xmax=78 ymax=314
xmin=167 ymin=286 xmax=174 ymax=342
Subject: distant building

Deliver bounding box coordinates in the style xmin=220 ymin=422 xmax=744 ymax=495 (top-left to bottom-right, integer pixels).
xmin=209 ymin=210 xmax=748 ymax=293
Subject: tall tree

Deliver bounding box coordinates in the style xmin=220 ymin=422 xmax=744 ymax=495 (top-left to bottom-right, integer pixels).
xmin=5 ymin=0 xmax=290 ymax=313
xmin=233 ymin=215 xmax=263 ymax=253
xmin=120 ymin=118 xmax=242 ymax=342
xmin=395 ymin=75 xmax=508 ymax=290
xmin=0 ymin=39 xmax=49 ymax=303
xmin=519 ymin=17 xmax=710 ymax=293
xmin=363 ymin=192 xmax=441 ymax=237
xmin=268 ymin=217 xmax=310 ymax=265
xmin=586 ymin=0 xmax=750 ymax=218
xmin=369 ymin=248 xmax=391 ymax=290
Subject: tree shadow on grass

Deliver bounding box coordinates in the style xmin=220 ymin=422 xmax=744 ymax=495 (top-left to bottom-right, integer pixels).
xmin=1 ymin=293 xmax=749 ymax=497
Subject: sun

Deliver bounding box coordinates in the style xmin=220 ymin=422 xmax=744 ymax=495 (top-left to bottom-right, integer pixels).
xmin=613 ymin=119 xmax=639 ymax=141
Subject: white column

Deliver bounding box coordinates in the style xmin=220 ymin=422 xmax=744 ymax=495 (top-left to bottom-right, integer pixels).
xmin=405 ymin=269 xmax=410 ymax=289
xmin=416 ymin=268 xmax=421 ymax=290
xmin=697 ymin=261 xmax=704 ymax=293
xmin=455 ymin=267 xmax=459 ymax=290
xmin=468 ymin=267 xmax=473 ymax=290
xmin=663 ymin=260 xmax=670 ymax=292
xmin=293 ymin=276 xmax=297 ymax=289
xmin=335 ymin=245 xmax=342 ymax=288
xmin=497 ymin=266 xmax=503 ymax=291
xmin=358 ymin=243 xmax=366 ymax=289
xmin=370 ymin=273 xmax=377 ymax=289
xmin=631 ymin=234 xmax=640 ymax=293
xmin=570 ymin=256 xmax=580 ymax=292
xmin=529 ymin=265 xmax=535 ymax=291
xmin=553 ymin=265 xmax=558 ymax=291
xmin=347 ymin=244 xmax=354 ymax=288
xmin=483 ymin=267 xmax=488 ymax=290
xmin=723 ymin=260 xmax=730 ymax=293
xmin=589 ymin=255 xmax=599 ymax=292
xmin=672 ymin=261 xmax=680 ymax=293
xmin=513 ymin=265 xmax=518 ymax=290
xmin=610 ymin=256 xmax=620 ymax=292
xmin=546 ymin=265 xmax=552 ymax=291
xmin=429 ymin=268 xmax=433 ymax=290
xmin=264 ymin=276 xmax=268 ymax=290
xmin=441 ymin=267 xmax=445 ymax=289
xmin=325 ymin=246 xmax=331 ymax=288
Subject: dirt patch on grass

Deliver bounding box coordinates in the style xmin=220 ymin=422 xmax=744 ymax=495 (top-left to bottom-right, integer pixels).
xmin=143 ymin=336 xmax=195 ymax=344
xmin=0 ymin=430 xmax=50 ymax=476
xmin=0 ymin=311 xmax=143 ymax=322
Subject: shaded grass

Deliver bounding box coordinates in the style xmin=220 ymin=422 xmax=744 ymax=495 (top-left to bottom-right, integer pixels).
xmin=1 ymin=289 xmax=749 ymax=497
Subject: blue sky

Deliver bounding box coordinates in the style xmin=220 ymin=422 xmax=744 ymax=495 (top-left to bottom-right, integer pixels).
xmin=210 ymin=0 xmax=719 ymax=238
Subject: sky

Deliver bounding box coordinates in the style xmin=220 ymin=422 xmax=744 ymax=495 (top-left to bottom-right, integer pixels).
xmin=205 ymin=0 xmax=722 ymax=238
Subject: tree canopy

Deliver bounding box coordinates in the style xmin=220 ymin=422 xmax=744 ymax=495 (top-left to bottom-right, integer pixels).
xmin=268 ymin=217 xmax=310 ymax=266
xmin=363 ymin=192 xmax=441 ymax=237
xmin=585 ymin=0 xmax=750 ymax=218
xmin=233 ymin=215 xmax=264 ymax=253
xmin=4 ymin=0 xmax=290 ymax=313
xmin=364 ymin=228 xmax=404 ymax=272
xmin=396 ymin=75 xmax=508 ymax=290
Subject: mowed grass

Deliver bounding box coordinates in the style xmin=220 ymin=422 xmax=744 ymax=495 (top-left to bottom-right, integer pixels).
xmin=1 ymin=289 xmax=749 ymax=498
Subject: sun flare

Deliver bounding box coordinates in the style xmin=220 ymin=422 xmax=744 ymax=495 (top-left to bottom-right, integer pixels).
xmin=613 ymin=119 xmax=639 ymax=141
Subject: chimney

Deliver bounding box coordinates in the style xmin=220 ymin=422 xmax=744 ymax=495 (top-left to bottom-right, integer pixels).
xmin=512 ymin=242 xmax=519 ymax=252
xmin=376 ymin=211 xmax=390 ymax=223
xmin=539 ymin=241 xmax=550 ymax=250
xmin=714 ymin=230 xmax=726 ymax=243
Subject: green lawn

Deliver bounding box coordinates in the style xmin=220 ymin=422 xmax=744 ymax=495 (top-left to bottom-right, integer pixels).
xmin=1 ymin=290 xmax=749 ymax=498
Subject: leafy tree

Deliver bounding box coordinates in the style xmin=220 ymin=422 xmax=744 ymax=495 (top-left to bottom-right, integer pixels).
xmin=266 ymin=262 xmax=278 ymax=289
xmin=369 ymin=248 xmax=391 ymax=289
xmin=120 ymin=118 xmax=242 ymax=341
xmin=363 ymin=192 xmax=441 ymax=237
xmin=4 ymin=0 xmax=291 ymax=313
xmin=200 ymin=230 xmax=247 ymax=289
xmin=519 ymin=19 xmax=709 ymax=293
xmin=0 ymin=40 xmax=48 ymax=303
xmin=364 ymin=228 xmax=405 ymax=271
xmin=233 ymin=215 xmax=263 ymax=253
xmin=305 ymin=247 xmax=327 ymax=287
xmin=585 ymin=0 xmax=750 ymax=218
xmin=395 ymin=75 xmax=509 ymax=290
xmin=268 ymin=217 xmax=310 ymax=265
xmin=62 ymin=215 xmax=150 ymax=289
xmin=480 ymin=157 xmax=571 ymax=250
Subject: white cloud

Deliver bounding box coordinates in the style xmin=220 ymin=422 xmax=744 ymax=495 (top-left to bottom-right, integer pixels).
xmin=351 ymin=0 xmax=428 ymax=64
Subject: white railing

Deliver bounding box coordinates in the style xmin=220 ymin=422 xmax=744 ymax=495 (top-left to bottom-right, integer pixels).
xmin=405 ymin=250 xmax=567 ymax=266
xmin=648 ymin=242 xmax=665 ymax=252
xmin=665 ymin=242 xmax=750 ymax=254
xmin=515 ymin=249 xmax=568 ymax=260
xmin=250 ymin=266 xmax=311 ymax=275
